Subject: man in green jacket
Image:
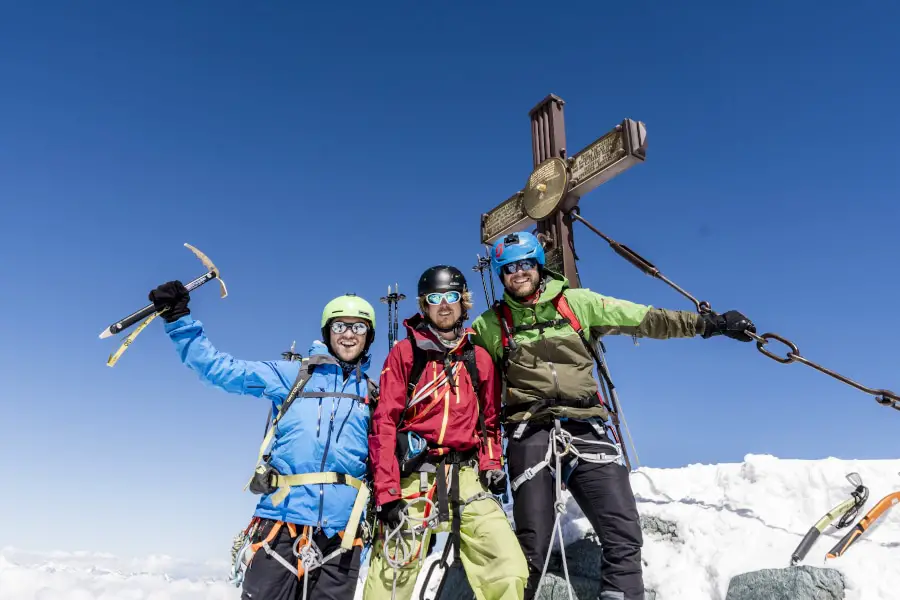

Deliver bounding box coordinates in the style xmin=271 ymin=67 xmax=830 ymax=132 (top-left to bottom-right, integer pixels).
xmin=471 ymin=231 xmax=755 ymax=600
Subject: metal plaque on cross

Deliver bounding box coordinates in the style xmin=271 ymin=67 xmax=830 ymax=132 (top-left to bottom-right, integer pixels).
xmin=479 ymin=94 xmax=648 ymax=288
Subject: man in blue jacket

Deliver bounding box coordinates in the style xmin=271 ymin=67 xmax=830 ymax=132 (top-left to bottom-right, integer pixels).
xmin=149 ymin=280 xmax=379 ymax=600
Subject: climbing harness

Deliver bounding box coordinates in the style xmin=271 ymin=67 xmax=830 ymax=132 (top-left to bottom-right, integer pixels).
xmin=567 ymin=206 xmax=900 ymax=412
xmin=510 ymin=420 xmax=623 ymax=493
xmin=229 ymin=355 xmax=378 ymax=591
xmin=826 ymin=483 xmax=900 ymax=559
xmin=228 ymin=517 xmax=364 ymax=598
xmin=493 ymin=292 xmax=638 ymax=470
xmin=380 ymin=283 xmax=407 ymax=351
xmin=518 ymin=418 xmax=623 ymax=600
xmin=790 ymin=472 xmax=868 ymax=565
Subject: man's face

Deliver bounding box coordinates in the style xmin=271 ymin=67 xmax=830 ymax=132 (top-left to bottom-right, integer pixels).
xmin=328 ymin=317 xmax=370 ymax=361
xmin=501 ymin=259 xmax=540 ymax=298
xmin=424 ymin=291 xmax=463 ymax=330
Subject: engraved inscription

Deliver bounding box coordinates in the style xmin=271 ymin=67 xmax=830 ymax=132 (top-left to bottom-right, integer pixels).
xmin=570 ymin=130 xmax=626 ymax=184
xmin=481 ymin=192 xmax=530 ymax=244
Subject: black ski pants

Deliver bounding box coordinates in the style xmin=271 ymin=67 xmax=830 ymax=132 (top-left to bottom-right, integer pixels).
xmin=241 ymin=519 xmax=362 ymax=600
xmin=506 ymin=419 xmax=644 ymax=600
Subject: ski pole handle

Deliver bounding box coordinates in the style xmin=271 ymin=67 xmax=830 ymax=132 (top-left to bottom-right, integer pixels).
xmin=99 ymin=271 xmax=218 ymax=339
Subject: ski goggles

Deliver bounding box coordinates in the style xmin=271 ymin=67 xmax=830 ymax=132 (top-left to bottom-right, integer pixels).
xmin=330 ymin=321 xmax=370 ymax=335
xmin=424 ymin=291 xmax=462 ymax=306
xmin=501 ymin=258 xmax=538 ymax=275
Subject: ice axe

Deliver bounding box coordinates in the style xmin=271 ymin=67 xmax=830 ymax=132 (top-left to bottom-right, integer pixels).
xmin=100 ymin=243 xmax=228 ymax=367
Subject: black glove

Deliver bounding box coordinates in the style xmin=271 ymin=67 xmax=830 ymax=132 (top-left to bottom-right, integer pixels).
xmin=377 ymin=499 xmax=405 ymax=531
xmin=480 ymin=469 xmax=508 ymax=495
xmin=148 ymin=280 xmax=191 ymax=323
xmin=701 ymin=310 xmax=756 ymax=342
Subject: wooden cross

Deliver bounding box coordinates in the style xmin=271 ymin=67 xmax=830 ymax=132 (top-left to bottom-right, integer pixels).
xmin=479 ymin=94 xmax=648 ymax=288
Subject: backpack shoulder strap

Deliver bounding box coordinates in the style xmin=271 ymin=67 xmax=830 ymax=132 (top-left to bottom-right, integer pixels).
xmin=551 ymin=292 xmax=583 ymax=334
xmin=259 ymin=358 xmax=315 ymax=463
xmin=460 ymin=346 xmax=488 ymax=447
xmin=396 ymin=338 xmax=429 ymax=428
xmin=407 ymin=337 xmax=429 ymax=401
xmin=269 ymin=358 xmax=315 ymax=430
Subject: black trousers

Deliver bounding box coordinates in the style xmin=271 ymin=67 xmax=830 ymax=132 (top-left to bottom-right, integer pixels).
xmin=506 ymin=420 xmax=644 ymax=600
xmin=241 ymin=519 xmax=362 ymax=600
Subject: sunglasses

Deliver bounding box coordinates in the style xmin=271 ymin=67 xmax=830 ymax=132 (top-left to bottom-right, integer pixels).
xmin=330 ymin=321 xmax=370 ymax=335
xmin=501 ymin=259 xmax=538 ymax=275
xmin=424 ymin=291 xmax=462 ymax=306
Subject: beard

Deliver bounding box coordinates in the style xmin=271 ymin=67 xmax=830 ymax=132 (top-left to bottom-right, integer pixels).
xmin=429 ymin=308 xmax=460 ymax=331
xmin=505 ymin=270 xmax=540 ymax=299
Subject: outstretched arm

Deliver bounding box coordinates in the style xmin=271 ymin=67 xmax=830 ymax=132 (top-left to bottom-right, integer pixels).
xmin=566 ymin=288 xmax=705 ymax=340
xmin=567 ymin=288 xmax=755 ymax=342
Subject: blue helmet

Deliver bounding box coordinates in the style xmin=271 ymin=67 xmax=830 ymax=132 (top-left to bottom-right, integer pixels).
xmin=490 ymin=231 xmax=545 ymax=277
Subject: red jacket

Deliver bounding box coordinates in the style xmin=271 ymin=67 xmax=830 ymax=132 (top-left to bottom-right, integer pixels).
xmin=369 ymin=314 xmax=504 ymax=507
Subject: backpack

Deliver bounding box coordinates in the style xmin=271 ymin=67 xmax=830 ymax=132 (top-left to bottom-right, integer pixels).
xmin=492 ymin=292 xmax=611 ymax=414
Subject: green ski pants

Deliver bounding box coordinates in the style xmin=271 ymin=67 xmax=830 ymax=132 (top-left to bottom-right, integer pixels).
xmin=362 ymin=465 xmax=528 ymax=600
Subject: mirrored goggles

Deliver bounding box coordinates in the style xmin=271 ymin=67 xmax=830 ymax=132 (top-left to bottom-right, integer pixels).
xmin=502 ymin=258 xmax=538 ymax=275
xmin=425 ymin=291 xmax=462 ymax=306
xmin=330 ymin=321 xmax=370 ymax=335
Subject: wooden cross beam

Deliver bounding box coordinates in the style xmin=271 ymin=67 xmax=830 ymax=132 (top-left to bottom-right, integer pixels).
xmin=480 ymin=94 xmax=648 ymax=288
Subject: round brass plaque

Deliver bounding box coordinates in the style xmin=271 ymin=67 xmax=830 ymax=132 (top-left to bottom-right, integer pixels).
xmin=522 ymin=157 xmax=569 ymax=220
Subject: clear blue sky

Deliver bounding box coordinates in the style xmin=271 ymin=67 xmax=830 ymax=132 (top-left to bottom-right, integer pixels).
xmin=1 ymin=1 xmax=898 ymax=562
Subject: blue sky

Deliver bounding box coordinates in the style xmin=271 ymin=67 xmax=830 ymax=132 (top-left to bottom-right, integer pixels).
xmin=1 ymin=1 xmax=898 ymax=561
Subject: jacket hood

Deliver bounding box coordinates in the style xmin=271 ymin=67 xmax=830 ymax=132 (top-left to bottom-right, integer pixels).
xmin=502 ymin=268 xmax=569 ymax=308
xmin=402 ymin=313 xmax=473 ymax=355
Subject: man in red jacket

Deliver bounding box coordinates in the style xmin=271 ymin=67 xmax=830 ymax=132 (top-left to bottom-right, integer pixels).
xmin=363 ymin=266 xmax=528 ymax=600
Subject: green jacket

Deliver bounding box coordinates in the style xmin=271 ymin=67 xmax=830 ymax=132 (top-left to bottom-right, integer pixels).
xmin=470 ymin=270 xmax=706 ymax=424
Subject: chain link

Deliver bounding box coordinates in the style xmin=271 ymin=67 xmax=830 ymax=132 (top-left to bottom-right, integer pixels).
xmin=568 ymin=209 xmax=900 ymax=413
xmin=744 ymin=330 xmax=900 ymax=410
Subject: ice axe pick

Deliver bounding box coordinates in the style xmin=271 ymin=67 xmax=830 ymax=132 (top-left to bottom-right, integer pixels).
xmin=100 ymin=243 xmax=228 ymax=367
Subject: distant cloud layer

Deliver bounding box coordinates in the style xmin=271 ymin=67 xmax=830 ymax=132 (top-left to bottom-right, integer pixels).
xmin=0 ymin=548 xmax=239 ymax=600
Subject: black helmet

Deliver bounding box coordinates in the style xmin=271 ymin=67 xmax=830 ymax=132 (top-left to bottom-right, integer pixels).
xmin=417 ymin=265 xmax=467 ymax=297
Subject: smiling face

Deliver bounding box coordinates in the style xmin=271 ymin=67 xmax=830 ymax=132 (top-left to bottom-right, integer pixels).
xmin=425 ymin=296 xmax=462 ymax=331
xmin=328 ymin=316 xmax=370 ymax=362
xmin=501 ymin=259 xmax=541 ymax=299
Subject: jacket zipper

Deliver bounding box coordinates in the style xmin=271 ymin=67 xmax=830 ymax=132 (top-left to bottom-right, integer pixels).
xmin=316 ymin=374 xmax=340 ymax=531
xmin=549 ymin=361 xmax=561 ymax=400
xmin=533 ymin=305 xmax=562 ymax=400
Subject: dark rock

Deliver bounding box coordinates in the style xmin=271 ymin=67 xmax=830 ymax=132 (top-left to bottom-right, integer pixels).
xmin=725 ymin=566 xmax=845 ymax=600
xmin=639 ymin=515 xmax=680 ymax=543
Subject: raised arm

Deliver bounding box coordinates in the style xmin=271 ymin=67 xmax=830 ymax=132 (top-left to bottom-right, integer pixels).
xmin=150 ymin=280 xmax=294 ymax=400
xmin=165 ymin=315 xmax=294 ymax=399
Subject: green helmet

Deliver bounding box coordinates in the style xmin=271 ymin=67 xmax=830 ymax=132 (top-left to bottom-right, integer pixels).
xmin=321 ymin=294 xmax=376 ymax=329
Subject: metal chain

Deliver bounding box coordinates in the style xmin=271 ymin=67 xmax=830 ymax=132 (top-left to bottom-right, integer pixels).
xmin=568 ymin=208 xmax=900 ymax=412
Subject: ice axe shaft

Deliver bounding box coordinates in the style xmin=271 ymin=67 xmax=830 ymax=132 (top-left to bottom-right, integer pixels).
xmin=98 ymin=243 xmax=228 ymax=339
xmin=99 ymin=271 xmax=218 ymax=338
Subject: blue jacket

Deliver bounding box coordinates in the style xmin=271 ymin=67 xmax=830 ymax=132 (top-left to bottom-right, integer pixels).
xmin=164 ymin=315 xmax=373 ymax=536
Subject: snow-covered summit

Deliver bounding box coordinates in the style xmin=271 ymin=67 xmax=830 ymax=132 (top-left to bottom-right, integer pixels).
xmin=2 ymin=454 xmax=898 ymax=600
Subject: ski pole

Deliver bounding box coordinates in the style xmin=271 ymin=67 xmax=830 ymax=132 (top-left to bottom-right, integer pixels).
xmin=100 ymin=243 xmax=228 ymax=367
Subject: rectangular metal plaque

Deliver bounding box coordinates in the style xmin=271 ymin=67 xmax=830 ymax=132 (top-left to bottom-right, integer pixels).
xmin=563 ymin=119 xmax=647 ymax=210
xmin=480 ymin=191 xmax=534 ymax=245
